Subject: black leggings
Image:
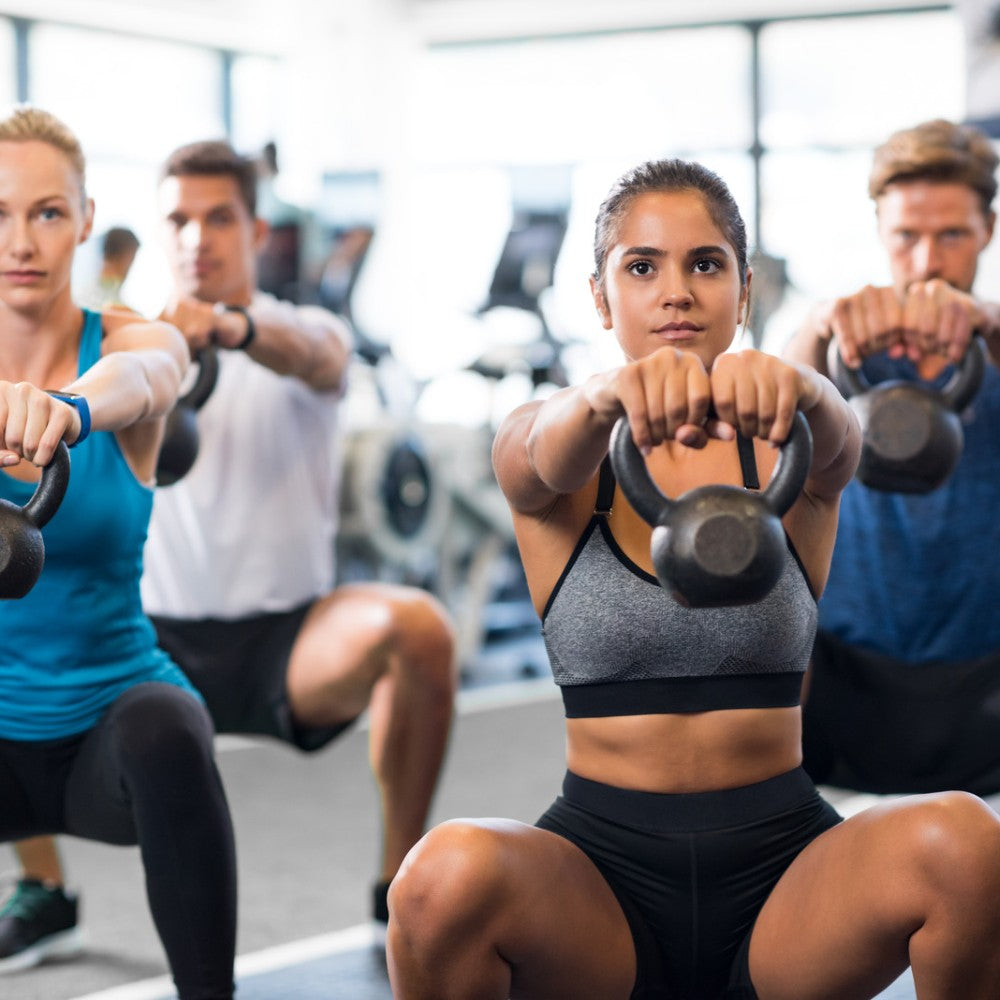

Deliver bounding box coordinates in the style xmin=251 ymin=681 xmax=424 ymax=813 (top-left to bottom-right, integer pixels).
xmin=0 ymin=683 xmax=236 ymax=1000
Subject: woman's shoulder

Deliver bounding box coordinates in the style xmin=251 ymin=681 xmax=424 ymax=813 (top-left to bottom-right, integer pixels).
xmin=99 ymin=309 xmax=187 ymax=357
xmin=98 ymin=305 xmax=149 ymax=336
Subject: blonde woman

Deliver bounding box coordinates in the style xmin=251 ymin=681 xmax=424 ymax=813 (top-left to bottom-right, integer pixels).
xmin=0 ymin=107 xmax=235 ymax=999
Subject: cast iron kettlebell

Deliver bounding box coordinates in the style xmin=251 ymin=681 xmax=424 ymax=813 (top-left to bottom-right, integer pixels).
xmin=827 ymin=337 xmax=985 ymax=494
xmin=156 ymin=348 xmax=219 ymax=487
xmin=609 ymin=411 xmax=813 ymax=608
xmin=0 ymin=440 xmax=70 ymax=599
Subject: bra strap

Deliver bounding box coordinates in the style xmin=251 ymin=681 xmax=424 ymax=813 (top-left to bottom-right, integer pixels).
xmin=736 ymin=432 xmax=760 ymax=490
xmin=595 ymin=458 xmax=616 ymax=515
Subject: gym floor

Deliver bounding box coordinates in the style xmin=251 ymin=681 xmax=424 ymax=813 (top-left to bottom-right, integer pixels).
xmin=1 ymin=639 xmax=951 ymax=1000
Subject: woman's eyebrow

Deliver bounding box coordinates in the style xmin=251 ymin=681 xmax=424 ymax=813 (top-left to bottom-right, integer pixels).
xmin=621 ymin=245 xmax=664 ymax=257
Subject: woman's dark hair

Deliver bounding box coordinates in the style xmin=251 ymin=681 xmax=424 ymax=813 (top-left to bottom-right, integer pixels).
xmin=593 ymin=159 xmax=748 ymax=290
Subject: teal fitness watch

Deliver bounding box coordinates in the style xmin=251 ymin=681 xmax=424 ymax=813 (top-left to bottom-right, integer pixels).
xmin=47 ymin=391 xmax=91 ymax=447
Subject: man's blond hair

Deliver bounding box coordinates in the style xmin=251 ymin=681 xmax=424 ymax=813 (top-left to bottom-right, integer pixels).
xmin=869 ymin=119 xmax=998 ymax=217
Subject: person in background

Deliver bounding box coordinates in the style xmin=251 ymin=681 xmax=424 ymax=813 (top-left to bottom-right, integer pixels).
xmin=784 ymin=118 xmax=1000 ymax=800
xmin=77 ymin=225 xmax=140 ymax=310
xmin=0 ymin=106 xmax=236 ymax=999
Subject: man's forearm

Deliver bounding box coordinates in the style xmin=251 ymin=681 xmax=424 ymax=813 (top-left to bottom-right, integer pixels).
xmin=783 ymin=302 xmax=834 ymax=375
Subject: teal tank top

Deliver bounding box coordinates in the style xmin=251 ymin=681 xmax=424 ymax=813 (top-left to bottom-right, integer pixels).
xmin=0 ymin=309 xmax=199 ymax=740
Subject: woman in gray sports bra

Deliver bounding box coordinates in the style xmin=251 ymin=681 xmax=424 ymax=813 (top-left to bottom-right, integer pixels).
xmin=387 ymin=160 xmax=1000 ymax=1000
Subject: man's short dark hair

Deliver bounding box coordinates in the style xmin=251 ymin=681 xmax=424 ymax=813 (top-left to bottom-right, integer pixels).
xmin=102 ymin=226 xmax=139 ymax=260
xmin=160 ymin=140 xmax=258 ymax=217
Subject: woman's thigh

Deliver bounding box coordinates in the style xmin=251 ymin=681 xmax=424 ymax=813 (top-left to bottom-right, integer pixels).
xmin=389 ymin=818 xmax=637 ymax=1000
xmin=750 ymin=792 xmax=1000 ymax=1000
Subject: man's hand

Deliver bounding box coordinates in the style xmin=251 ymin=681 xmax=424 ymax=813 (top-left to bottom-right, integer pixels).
xmin=825 ymin=285 xmax=904 ymax=368
xmin=899 ymin=279 xmax=982 ymax=364
xmin=160 ymin=297 xmax=251 ymax=354
xmin=824 ymin=281 xmax=986 ymax=367
xmin=160 ymin=298 xmax=217 ymax=353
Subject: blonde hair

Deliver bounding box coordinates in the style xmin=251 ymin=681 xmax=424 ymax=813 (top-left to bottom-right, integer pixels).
xmin=0 ymin=105 xmax=87 ymax=202
xmin=869 ymin=119 xmax=998 ymax=217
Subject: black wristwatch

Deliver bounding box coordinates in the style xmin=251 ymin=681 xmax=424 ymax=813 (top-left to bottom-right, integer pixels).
xmin=46 ymin=391 xmax=91 ymax=447
xmin=214 ymin=303 xmax=256 ymax=350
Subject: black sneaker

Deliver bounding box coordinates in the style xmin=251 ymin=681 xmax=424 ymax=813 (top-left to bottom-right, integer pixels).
xmin=0 ymin=878 xmax=82 ymax=973
xmin=371 ymin=880 xmax=390 ymax=949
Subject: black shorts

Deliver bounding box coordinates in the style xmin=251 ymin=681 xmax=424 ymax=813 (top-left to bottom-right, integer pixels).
xmin=804 ymin=630 xmax=1000 ymax=795
xmin=151 ymin=604 xmax=357 ymax=753
xmin=536 ymin=767 xmax=842 ymax=1000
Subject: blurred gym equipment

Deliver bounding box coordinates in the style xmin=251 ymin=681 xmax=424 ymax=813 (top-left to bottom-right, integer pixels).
xmin=335 ymin=174 xmax=574 ymax=679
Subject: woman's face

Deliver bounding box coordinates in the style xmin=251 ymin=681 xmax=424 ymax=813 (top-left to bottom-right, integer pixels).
xmin=0 ymin=140 xmax=92 ymax=315
xmin=590 ymin=189 xmax=748 ymax=368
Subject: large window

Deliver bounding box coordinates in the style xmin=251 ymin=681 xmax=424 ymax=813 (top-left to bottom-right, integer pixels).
xmin=755 ymin=9 xmax=968 ymax=351
xmin=0 ymin=7 xmax=976 ymax=361
xmin=230 ymin=53 xmax=283 ymax=155
xmin=759 ymin=12 xmax=964 ymax=149
xmin=19 ymin=22 xmax=279 ymax=314
xmin=0 ymin=21 xmax=15 ymax=107
xmin=382 ymin=6 xmax=969 ymax=369
xmin=409 ymin=27 xmax=752 ymax=167
xmin=30 ymin=24 xmax=224 ymax=161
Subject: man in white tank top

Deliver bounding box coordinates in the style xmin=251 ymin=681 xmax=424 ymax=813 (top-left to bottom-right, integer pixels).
xmin=9 ymin=142 xmax=456 ymax=958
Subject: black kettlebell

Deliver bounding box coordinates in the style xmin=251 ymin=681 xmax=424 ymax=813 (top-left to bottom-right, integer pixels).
xmin=0 ymin=440 xmax=70 ymax=599
xmin=828 ymin=337 xmax=985 ymax=494
xmin=156 ymin=348 xmax=219 ymax=487
xmin=609 ymin=411 xmax=813 ymax=608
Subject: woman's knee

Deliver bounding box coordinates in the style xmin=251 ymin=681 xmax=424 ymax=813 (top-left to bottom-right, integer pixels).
xmin=390 ymin=820 xmax=510 ymax=944
xmin=904 ymin=792 xmax=1000 ymax=902
xmin=111 ymin=684 xmax=216 ymax=782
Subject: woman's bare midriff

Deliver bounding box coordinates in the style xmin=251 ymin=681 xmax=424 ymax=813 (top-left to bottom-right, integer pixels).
xmin=565 ymin=707 xmax=803 ymax=793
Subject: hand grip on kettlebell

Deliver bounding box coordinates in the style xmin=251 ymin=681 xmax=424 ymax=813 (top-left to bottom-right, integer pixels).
xmin=827 ymin=336 xmax=985 ymax=494
xmin=156 ymin=347 xmax=219 ymax=487
xmin=0 ymin=440 xmax=71 ymax=599
xmin=608 ymin=411 xmax=813 ymax=608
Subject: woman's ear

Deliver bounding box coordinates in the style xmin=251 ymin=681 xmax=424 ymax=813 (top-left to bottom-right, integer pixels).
xmin=589 ymin=274 xmax=613 ymax=330
xmin=738 ymin=268 xmax=753 ymax=327
xmin=78 ymin=198 xmax=95 ymax=246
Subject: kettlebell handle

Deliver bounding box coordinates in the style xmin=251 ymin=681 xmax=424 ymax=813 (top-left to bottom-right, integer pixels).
xmin=827 ymin=335 xmax=986 ymax=413
xmin=608 ymin=410 xmax=813 ymax=527
xmin=180 ymin=347 xmax=219 ymax=411
xmin=23 ymin=440 xmax=71 ymax=529
xmin=943 ymin=336 xmax=986 ymax=412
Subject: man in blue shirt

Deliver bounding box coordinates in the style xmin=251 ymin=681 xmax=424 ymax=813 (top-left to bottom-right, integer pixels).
xmin=784 ymin=118 xmax=1000 ymax=795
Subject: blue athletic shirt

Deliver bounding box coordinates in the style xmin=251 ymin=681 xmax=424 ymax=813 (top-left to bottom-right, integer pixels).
xmin=0 ymin=309 xmax=199 ymax=740
xmin=819 ymin=351 xmax=1000 ymax=663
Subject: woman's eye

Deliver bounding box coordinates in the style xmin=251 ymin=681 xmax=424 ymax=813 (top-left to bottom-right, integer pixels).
xmin=39 ymin=207 xmax=63 ymax=221
xmin=694 ymin=258 xmax=721 ymax=273
xmin=628 ymin=260 xmax=653 ymax=276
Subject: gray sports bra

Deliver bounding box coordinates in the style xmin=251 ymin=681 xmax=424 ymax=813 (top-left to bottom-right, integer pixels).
xmin=541 ymin=435 xmax=818 ymax=718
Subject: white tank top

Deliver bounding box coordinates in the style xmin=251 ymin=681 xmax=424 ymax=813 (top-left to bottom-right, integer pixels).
xmin=142 ymin=302 xmax=344 ymax=620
